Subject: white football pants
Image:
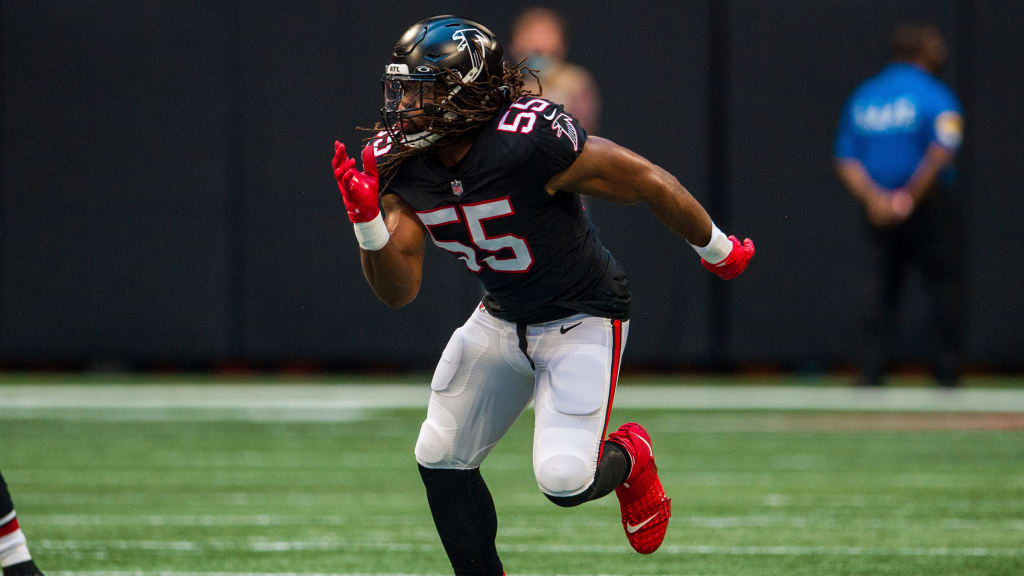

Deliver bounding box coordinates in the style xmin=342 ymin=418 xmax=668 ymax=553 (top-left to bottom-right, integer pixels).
xmin=415 ymin=304 xmax=629 ymax=497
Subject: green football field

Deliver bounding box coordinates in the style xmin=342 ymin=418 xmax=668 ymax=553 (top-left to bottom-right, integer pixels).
xmin=1 ymin=375 xmax=1023 ymax=576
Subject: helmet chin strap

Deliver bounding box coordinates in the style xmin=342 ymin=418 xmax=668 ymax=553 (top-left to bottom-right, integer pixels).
xmin=402 ymin=130 xmax=441 ymax=149
xmin=401 ymin=110 xmax=458 ymax=149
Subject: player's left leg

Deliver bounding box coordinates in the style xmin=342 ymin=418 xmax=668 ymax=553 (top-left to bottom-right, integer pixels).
xmin=604 ymin=421 xmax=672 ymax=554
xmin=917 ymin=188 xmax=964 ymax=387
xmin=529 ymin=316 xmax=671 ymax=554
xmin=0 ymin=472 xmax=44 ymax=576
xmin=530 ymin=316 xmax=630 ymax=504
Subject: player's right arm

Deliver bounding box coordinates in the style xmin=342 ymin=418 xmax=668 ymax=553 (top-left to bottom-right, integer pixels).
xmin=834 ymin=158 xmax=900 ymax=226
xmin=833 ymin=95 xmax=903 ymax=226
xmin=361 ymin=193 xmax=426 ymax=307
xmin=333 ymin=142 xmax=426 ymax=307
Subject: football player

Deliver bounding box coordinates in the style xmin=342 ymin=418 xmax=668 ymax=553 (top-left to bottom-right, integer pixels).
xmin=0 ymin=472 xmax=44 ymax=576
xmin=332 ymin=15 xmax=754 ymax=575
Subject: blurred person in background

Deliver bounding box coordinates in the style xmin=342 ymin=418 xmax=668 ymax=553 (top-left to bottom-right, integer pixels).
xmin=834 ymin=24 xmax=964 ymax=387
xmin=0 ymin=472 xmax=44 ymax=576
xmin=509 ymin=7 xmax=600 ymax=133
xmin=332 ymin=15 xmax=754 ymax=575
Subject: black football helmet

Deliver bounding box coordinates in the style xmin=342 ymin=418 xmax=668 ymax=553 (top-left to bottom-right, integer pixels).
xmin=380 ymin=15 xmax=503 ymax=149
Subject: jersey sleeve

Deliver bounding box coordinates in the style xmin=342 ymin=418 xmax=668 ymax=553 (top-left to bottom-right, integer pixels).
xmin=833 ymin=98 xmax=857 ymax=159
xmin=367 ymin=131 xmax=403 ymax=197
xmin=928 ymin=89 xmax=964 ymax=151
xmin=499 ymin=97 xmax=588 ymax=178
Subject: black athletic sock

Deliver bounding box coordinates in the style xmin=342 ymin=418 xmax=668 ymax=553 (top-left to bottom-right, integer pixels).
xmin=545 ymin=440 xmax=631 ymax=508
xmin=418 ymin=465 xmax=503 ymax=576
xmin=3 ymin=560 xmax=44 ymax=576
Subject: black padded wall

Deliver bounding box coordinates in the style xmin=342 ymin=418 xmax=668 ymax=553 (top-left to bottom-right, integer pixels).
xmin=2 ymin=1 xmax=1020 ymax=369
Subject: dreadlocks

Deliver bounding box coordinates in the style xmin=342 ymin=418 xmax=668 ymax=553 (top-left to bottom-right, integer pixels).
xmin=364 ymin=60 xmax=540 ymax=183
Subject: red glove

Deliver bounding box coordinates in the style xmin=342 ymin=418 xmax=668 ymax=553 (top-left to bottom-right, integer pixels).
xmin=701 ymin=236 xmax=755 ymax=280
xmin=333 ymin=141 xmax=380 ymax=223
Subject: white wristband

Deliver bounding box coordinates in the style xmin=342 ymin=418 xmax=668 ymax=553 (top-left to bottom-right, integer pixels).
xmin=688 ymin=222 xmax=733 ymax=264
xmin=353 ymin=213 xmax=390 ymax=251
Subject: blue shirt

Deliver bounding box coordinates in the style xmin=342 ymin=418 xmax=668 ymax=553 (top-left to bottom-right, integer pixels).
xmin=834 ymin=63 xmax=963 ymax=190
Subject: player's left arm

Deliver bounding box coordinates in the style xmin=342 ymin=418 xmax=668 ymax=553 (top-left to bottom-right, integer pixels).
xmin=899 ymin=104 xmax=963 ymax=208
xmin=900 ymin=142 xmax=956 ymax=204
xmin=546 ymin=136 xmax=754 ymax=279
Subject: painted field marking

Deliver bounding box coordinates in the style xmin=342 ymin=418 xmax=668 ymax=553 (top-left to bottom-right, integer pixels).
xmin=28 ymin=513 xmax=1024 ymax=531
xmin=2 ymin=384 xmax=1024 ymax=413
xmin=36 ymin=539 xmax=1024 ymax=558
xmin=51 ymin=569 xmax=634 ymax=573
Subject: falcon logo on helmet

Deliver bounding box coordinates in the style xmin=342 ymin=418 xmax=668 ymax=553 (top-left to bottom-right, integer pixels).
xmin=451 ymin=28 xmax=490 ymax=82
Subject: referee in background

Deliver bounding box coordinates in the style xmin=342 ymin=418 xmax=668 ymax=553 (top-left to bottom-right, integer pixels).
xmin=834 ymin=24 xmax=965 ymax=387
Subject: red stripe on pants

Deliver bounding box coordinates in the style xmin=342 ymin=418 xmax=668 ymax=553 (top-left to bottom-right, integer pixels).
xmin=597 ymin=319 xmax=623 ymax=463
xmin=0 ymin=517 xmax=19 ymax=537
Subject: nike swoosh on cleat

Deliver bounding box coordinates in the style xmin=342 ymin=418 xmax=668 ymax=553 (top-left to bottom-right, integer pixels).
xmin=560 ymin=321 xmax=583 ymax=334
xmin=626 ymin=512 xmax=660 ymax=533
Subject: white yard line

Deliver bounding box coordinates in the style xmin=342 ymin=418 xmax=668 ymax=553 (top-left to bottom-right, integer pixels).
xmin=2 ymin=384 xmax=1023 ymax=413
xmin=51 ymin=569 xmax=634 ymax=573
xmin=36 ymin=539 xmax=1024 ymax=558
xmin=28 ymin=513 xmax=1024 ymax=531
xmin=49 ymin=569 xmax=493 ymax=573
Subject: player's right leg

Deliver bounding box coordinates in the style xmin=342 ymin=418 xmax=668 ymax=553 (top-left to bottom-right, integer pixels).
xmin=414 ymin=306 xmax=535 ymax=576
xmin=0 ymin=472 xmax=44 ymax=576
xmin=860 ymin=226 xmax=906 ymax=386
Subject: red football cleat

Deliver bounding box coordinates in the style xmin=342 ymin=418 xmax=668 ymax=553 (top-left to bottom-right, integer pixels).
xmin=607 ymin=422 xmax=671 ymax=554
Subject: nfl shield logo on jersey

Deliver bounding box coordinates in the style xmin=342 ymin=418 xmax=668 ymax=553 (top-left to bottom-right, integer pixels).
xmin=450 ymin=179 xmax=464 ymax=196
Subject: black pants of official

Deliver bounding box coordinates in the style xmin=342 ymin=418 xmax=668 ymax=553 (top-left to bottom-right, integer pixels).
xmin=860 ymin=186 xmax=964 ymax=386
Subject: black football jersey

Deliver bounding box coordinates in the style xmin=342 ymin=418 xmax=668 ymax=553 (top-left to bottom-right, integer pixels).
xmin=378 ymin=97 xmax=630 ymax=324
